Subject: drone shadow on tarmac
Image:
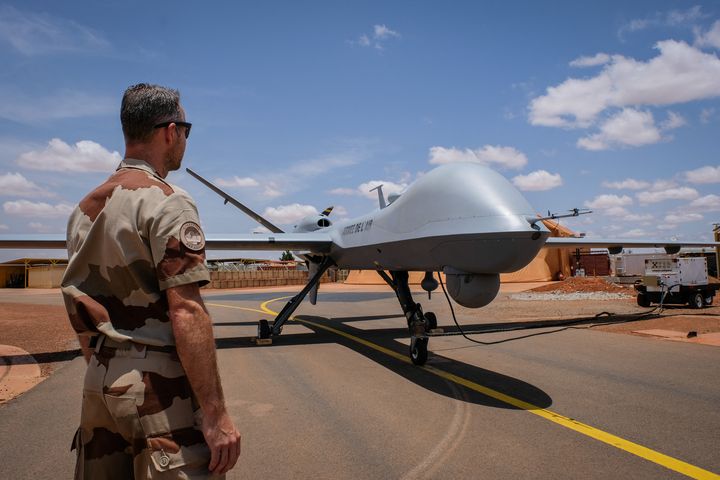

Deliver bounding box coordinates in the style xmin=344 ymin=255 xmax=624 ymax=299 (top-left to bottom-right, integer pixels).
xmin=5 ymin=305 xmax=682 ymax=411
xmin=212 ymin=313 xmax=558 ymax=411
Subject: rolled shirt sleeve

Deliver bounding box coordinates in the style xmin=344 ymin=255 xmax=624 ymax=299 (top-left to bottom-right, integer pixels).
xmin=149 ymin=192 xmax=211 ymax=290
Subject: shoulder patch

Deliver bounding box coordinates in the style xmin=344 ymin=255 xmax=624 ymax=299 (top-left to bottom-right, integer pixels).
xmin=179 ymin=222 xmax=205 ymax=251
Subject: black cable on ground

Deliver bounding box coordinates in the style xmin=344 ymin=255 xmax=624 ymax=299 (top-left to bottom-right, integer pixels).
xmin=435 ymin=272 xmax=670 ymax=346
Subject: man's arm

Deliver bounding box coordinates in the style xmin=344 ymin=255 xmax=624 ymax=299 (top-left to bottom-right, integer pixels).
xmin=78 ymin=335 xmax=93 ymax=364
xmin=167 ymin=283 xmax=241 ymax=475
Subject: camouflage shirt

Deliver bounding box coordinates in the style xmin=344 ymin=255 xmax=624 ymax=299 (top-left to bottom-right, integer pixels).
xmin=61 ymin=158 xmax=210 ymax=346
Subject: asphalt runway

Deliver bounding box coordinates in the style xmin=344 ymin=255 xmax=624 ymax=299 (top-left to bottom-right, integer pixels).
xmin=1 ymin=286 xmax=719 ymax=479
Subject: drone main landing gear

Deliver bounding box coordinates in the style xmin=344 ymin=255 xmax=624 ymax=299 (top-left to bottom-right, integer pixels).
xmin=256 ymin=256 xmax=334 ymax=343
xmin=378 ymin=270 xmax=438 ymax=366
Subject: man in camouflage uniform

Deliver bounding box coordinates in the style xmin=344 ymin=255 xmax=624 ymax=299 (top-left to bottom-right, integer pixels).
xmin=61 ymin=83 xmax=241 ymax=479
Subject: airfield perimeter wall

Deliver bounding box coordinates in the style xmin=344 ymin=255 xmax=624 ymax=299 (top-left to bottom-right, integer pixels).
xmin=203 ymin=270 xmax=338 ymax=289
xmin=3 ymin=267 xmax=344 ymax=289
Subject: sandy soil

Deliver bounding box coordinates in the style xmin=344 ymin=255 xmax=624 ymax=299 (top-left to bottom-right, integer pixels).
xmin=0 ymin=302 xmax=78 ymax=377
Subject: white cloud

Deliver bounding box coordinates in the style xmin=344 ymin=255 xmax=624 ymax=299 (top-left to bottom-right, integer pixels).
xmin=584 ymin=194 xmax=633 ymax=210
xmin=529 ymin=41 xmax=720 ymax=128
xmin=577 ymin=108 xmax=662 ymax=150
xmin=358 ymin=180 xmax=408 ymax=200
xmin=0 ymin=89 xmax=115 ymax=123
xmin=17 ymin=138 xmax=121 ymax=172
xmin=570 ymin=53 xmax=610 ymax=67
xmin=354 ymin=24 xmax=400 ymax=50
xmin=428 ymin=145 xmax=527 ymax=170
xmin=262 ymin=184 xmax=283 ymax=198
xmin=214 ymin=176 xmax=259 ymax=188
xmin=621 ymin=213 xmax=654 ymax=222
xmin=263 ymin=204 xmax=317 ymax=225
xmin=28 ymin=222 xmax=57 ymax=233
xmin=252 ymin=226 xmax=271 ymax=234
xmin=332 ymin=205 xmax=348 ymax=217
xmin=603 ymin=206 xmax=631 ymax=217
xmin=374 ymin=24 xmax=400 ymax=40
xmin=511 ymin=170 xmax=562 ymax=191
xmin=329 ymin=187 xmax=357 ymax=196
xmin=636 ymin=187 xmax=699 ymax=204
xmin=0 ymin=5 xmax=110 ymax=55
xmin=3 ymin=199 xmax=74 ymax=217
xmin=620 ymin=228 xmax=650 ymax=238
xmin=700 ymin=107 xmax=715 ymax=123
xmin=0 ymin=172 xmax=51 ymax=197
xmin=288 ymin=155 xmax=356 ymax=177
xmin=695 ymin=19 xmax=720 ymax=49
xmin=648 ymin=179 xmax=677 ymax=191
xmin=684 ymin=165 xmax=720 ymax=184
xmin=664 ymin=213 xmax=703 ymax=223
xmin=620 ymin=6 xmax=705 ymax=37
xmin=689 ymin=194 xmax=720 ymax=211
xmin=601 ymin=178 xmax=650 ymax=190
xmin=660 ymin=111 xmax=687 ymax=130
xmin=250 ymin=151 xmax=359 ymax=199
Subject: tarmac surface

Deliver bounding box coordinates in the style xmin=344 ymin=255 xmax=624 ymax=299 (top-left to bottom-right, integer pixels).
xmin=1 ymin=283 xmax=719 ymax=479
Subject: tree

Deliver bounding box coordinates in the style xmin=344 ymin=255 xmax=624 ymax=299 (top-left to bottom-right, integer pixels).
xmin=280 ymin=250 xmax=294 ymax=261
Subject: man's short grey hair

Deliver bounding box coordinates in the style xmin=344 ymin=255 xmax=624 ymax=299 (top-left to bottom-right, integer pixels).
xmin=121 ymin=83 xmax=182 ymax=143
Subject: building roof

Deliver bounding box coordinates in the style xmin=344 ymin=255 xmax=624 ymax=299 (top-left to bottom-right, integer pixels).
xmin=0 ymin=258 xmax=68 ymax=267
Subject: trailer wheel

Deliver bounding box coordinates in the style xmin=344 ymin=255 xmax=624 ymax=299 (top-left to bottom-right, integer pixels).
xmin=704 ymin=295 xmax=714 ymax=307
xmin=690 ymin=293 xmax=704 ymax=309
xmin=637 ymin=293 xmax=651 ymax=308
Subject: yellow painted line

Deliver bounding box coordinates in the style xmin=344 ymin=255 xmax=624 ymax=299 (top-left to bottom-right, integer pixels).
xmin=213 ymin=296 xmax=720 ymax=480
xmin=205 ymin=302 xmax=267 ymax=316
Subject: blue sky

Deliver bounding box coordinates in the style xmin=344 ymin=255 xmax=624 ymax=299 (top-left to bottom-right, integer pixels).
xmin=1 ymin=1 xmax=719 ymax=261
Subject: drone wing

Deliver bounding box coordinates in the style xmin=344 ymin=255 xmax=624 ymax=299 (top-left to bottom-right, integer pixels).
xmin=0 ymin=233 xmax=334 ymax=254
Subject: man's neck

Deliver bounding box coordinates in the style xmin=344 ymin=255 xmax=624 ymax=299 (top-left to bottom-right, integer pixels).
xmin=124 ymin=144 xmax=168 ymax=178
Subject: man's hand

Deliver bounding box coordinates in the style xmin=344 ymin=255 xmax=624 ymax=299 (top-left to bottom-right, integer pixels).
xmin=202 ymin=411 xmax=242 ymax=475
xmin=168 ymin=283 xmax=242 ymax=475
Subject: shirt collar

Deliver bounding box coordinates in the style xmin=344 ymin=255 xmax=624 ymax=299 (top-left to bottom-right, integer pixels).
xmin=118 ymin=158 xmax=162 ymax=178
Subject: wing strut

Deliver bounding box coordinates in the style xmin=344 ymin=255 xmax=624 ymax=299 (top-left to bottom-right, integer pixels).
xmin=186 ymin=168 xmax=284 ymax=233
xmin=258 ymin=256 xmax=335 ymax=338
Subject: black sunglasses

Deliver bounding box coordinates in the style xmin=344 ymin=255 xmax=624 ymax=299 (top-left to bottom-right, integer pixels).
xmin=154 ymin=120 xmax=192 ymax=139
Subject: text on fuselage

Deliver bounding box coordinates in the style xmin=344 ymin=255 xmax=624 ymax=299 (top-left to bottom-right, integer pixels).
xmin=342 ymin=219 xmax=373 ymax=236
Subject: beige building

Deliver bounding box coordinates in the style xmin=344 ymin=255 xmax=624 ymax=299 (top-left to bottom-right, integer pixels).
xmin=0 ymin=258 xmax=68 ymax=288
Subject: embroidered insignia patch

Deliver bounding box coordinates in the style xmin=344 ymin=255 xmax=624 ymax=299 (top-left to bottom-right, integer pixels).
xmin=179 ymin=221 xmax=205 ymax=251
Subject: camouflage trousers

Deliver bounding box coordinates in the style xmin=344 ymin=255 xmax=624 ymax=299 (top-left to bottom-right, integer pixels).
xmin=72 ymin=338 xmax=220 ymax=479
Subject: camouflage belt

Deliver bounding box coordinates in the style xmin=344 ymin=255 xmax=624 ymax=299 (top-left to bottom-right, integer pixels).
xmin=93 ymin=335 xmax=176 ymax=355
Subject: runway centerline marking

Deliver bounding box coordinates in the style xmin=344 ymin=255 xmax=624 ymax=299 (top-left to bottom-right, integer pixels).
xmin=209 ymin=296 xmax=720 ymax=480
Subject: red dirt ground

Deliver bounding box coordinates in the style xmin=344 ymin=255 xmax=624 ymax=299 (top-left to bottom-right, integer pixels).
xmin=0 ymin=302 xmax=78 ymax=377
xmin=530 ymin=277 xmax=634 ymax=294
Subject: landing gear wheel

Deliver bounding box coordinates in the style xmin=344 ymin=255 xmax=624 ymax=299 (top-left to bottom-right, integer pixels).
xmin=258 ymin=319 xmax=271 ymax=339
xmin=637 ymin=293 xmax=651 ymax=308
xmin=410 ymin=337 xmax=428 ymax=366
xmin=704 ymin=295 xmax=714 ymax=306
xmin=690 ymin=293 xmax=704 ymax=309
xmin=424 ymin=312 xmax=437 ymax=330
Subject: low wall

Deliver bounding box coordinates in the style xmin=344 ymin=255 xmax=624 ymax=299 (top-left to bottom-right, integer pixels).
xmin=203 ymin=270 xmax=332 ymax=289
xmin=28 ymin=265 xmax=65 ymax=288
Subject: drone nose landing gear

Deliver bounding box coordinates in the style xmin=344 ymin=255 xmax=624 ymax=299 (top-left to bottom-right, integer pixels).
xmin=378 ymin=270 xmax=442 ymax=366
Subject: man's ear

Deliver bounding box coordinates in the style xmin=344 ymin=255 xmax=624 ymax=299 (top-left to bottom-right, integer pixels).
xmin=164 ymin=123 xmax=177 ymax=144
